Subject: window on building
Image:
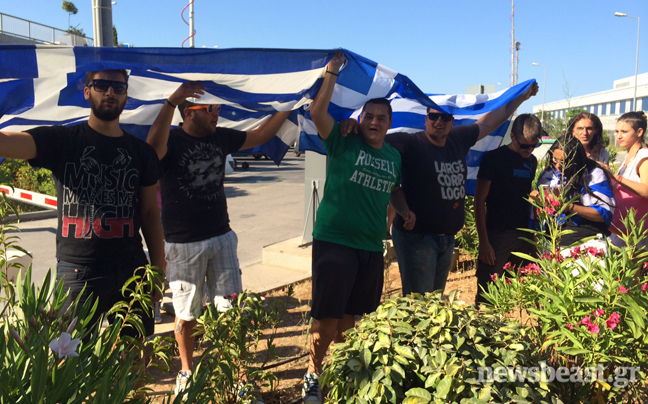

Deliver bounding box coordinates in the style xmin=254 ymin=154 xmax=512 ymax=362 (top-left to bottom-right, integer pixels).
xmin=609 ymin=102 xmax=616 ymax=115
xmin=629 ymin=100 xmax=634 ymax=111
xmin=601 ymin=103 xmax=607 ymax=115
xmin=643 ymin=97 xmax=648 ymax=112
xmin=620 ymin=100 xmax=626 ymax=114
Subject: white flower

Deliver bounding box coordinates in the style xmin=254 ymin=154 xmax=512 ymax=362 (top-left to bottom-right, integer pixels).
xmin=49 ymin=332 xmax=80 ymax=358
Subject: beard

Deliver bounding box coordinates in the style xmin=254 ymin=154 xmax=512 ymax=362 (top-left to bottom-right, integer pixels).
xmin=89 ymin=95 xmax=126 ymax=122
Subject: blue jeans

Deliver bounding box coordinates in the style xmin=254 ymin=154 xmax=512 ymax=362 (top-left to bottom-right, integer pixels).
xmin=392 ymin=226 xmax=455 ymax=295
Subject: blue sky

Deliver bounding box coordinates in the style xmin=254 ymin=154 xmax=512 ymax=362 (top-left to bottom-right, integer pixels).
xmin=1 ymin=0 xmax=646 ymax=113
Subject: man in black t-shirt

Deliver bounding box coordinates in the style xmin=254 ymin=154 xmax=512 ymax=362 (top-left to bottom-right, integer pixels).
xmin=384 ymin=83 xmax=539 ymax=296
xmin=474 ymin=114 xmax=542 ymax=304
xmin=146 ymin=81 xmax=290 ymax=394
xmin=0 ymin=69 xmax=165 ymax=338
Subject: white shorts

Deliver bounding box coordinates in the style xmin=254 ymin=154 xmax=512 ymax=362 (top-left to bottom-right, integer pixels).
xmin=166 ymin=231 xmax=242 ymax=321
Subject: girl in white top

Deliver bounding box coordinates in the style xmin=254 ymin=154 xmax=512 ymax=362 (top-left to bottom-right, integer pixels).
xmin=568 ymin=112 xmax=610 ymax=164
xmin=601 ymin=111 xmax=648 ymax=248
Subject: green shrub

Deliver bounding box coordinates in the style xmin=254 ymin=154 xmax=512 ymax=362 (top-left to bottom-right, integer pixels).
xmin=482 ymin=192 xmax=648 ymax=403
xmin=188 ymin=292 xmax=284 ymax=403
xmin=0 ymin=159 xmax=56 ymax=212
xmin=322 ymin=291 xmax=551 ymax=403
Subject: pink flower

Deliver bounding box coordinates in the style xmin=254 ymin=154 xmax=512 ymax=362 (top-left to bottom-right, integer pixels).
xmin=569 ymin=247 xmax=582 ymax=259
xmin=519 ymin=263 xmax=539 ymax=276
xmin=587 ymin=323 xmax=600 ymax=335
xmin=592 ymin=308 xmax=605 ymax=317
xmin=606 ymin=312 xmax=620 ymax=330
xmin=231 ymin=293 xmax=238 ymax=299
xmin=579 ymin=316 xmax=591 ymax=326
xmin=503 ymin=262 xmax=512 ymax=271
xmin=540 ymin=251 xmax=553 ymax=260
xmin=566 ymin=323 xmax=574 ymax=330
xmin=643 ymin=262 xmax=648 ymax=270
xmin=618 ymin=285 xmax=628 ymax=294
xmin=505 ymin=278 xmax=512 ymax=285
xmin=642 ymin=283 xmax=647 ymax=292
xmin=519 ymin=277 xmax=525 ymax=283
xmin=588 ymin=247 xmax=605 ymax=258
xmin=491 ymin=273 xmax=499 ymax=281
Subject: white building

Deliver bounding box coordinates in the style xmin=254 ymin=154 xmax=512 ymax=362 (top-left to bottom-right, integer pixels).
xmin=532 ymin=72 xmax=648 ymax=137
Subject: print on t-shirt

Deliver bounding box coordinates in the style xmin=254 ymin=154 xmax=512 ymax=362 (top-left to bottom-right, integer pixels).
xmin=177 ymin=143 xmax=224 ymax=201
xmin=62 ymin=146 xmax=137 ymax=239
xmin=436 ymin=159 xmax=466 ymax=200
xmin=514 ymin=163 xmax=534 ymax=179
xmin=349 ymin=149 xmax=397 ymax=193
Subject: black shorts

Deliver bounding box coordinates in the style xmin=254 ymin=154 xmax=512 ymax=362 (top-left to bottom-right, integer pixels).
xmin=57 ymin=254 xmax=154 ymax=338
xmin=310 ymin=239 xmax=384 ymax=320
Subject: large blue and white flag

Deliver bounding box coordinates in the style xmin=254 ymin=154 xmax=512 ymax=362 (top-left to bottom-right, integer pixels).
xmin=0 ymin=45 xmax=535 ymax=194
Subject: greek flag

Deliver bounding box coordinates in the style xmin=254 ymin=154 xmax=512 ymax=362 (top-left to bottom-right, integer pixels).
xmin=0 ymin=45 xmax=535 ymax=194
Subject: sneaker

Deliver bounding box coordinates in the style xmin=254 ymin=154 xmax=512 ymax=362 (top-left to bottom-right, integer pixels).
xmin=302 ymin=373 xmax=322 ymax=404
xmin=154 ymin=301 xmax=162 ymax=324
xmin=175 ymin=370 xmax=192 ymax=397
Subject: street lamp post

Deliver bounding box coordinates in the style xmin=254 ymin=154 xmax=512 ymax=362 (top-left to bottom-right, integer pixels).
xmin=615 ymin=12 xmax=641 ymax=111
xmin=532 ymin=63 xmax=547 ymax=123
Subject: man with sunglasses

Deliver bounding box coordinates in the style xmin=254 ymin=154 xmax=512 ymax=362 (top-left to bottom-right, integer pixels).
xmin=474 ymin=114 xmax=542 ymax=304
xmin=0 ymin=69 xmax=165 ymax=340
xmin=146 ymin=81 xmax=290 ymax=396
xmin=381 ymin=82 xmax=539 ymax=297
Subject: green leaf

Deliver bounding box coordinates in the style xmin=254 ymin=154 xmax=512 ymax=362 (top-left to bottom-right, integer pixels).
xmin=405 ymin=387 xmax=432 ymax=400
xmin=394 ymin=345 xmax=416 ymax=360
xmin=436 ymin=375 xmax=452 ymax=399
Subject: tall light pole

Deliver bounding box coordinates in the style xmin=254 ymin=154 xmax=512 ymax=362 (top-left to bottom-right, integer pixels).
xmin=615 ymin=12 xmax=640 ymax=111
xmin=532 ymin=63 xmax=547 ymax=123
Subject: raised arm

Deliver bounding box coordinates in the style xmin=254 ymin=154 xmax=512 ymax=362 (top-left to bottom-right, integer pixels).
xmin=0 ymin=131 xmax=38 ymax=160
xmin=239 ymin=110 xmax=292 ymax=150
xmin=475 ymin=82 xmax=539 ymax=141
xmin=310 ymin=52 xmax=346 ymax=140
xmin=147 ymin=81 xmax=205 ymax=160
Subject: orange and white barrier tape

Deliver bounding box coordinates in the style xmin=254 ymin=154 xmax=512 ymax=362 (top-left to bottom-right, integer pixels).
xmin=0 ymin=186 xmax=57 ymax=210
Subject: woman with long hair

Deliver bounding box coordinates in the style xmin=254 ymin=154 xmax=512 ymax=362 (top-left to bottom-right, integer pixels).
xmin=599 ymin=111 xmax=648 ymax=249
xmin=537 ymin=134 xmax=615 ymax=247
xmin=567 ymin=112 xmax=609 ymax=164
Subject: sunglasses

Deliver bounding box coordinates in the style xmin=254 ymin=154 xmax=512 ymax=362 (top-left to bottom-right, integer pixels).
xmin=187 ymin=104 xmax=221 ymax=115
xmin=427 ymin=112 xmax=453 ymax=122
xmin=513 ymin=136 xmax=541 ymax=150
xmin=88 ymin=79 xmax=128 ymax=95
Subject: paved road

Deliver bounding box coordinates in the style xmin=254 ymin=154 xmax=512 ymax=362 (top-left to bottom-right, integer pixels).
xmin=11 ymin=155 xmax=306 ymax=287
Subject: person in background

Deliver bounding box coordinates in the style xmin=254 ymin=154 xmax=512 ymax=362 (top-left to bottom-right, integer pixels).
xmin=536 ymin=135 xmax=615 ymax=249
xmin=568 ymin=112 xmax=609 ymax=164
xmin=474 ymin=114 xmax=542 ymax=304
xmin=599 ymin=111 xmax=648 ymax=249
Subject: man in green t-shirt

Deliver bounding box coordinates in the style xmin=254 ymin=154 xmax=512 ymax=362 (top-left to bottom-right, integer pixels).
xmin=301 ymin=52 xmax=415 ymax=404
